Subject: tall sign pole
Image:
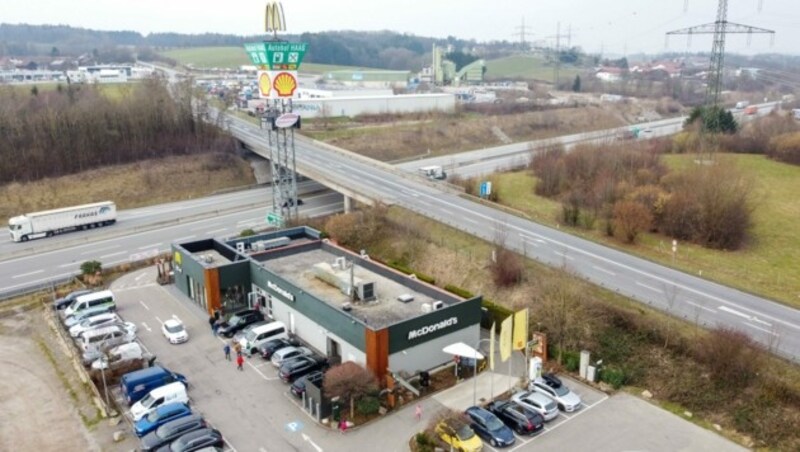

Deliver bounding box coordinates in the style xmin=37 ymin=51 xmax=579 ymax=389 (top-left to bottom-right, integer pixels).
xmin=245 ymin=2 xmax=308 ymax=227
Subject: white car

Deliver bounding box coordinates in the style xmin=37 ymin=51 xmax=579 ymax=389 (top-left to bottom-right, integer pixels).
xmin=529 ymin=374 xmax=582 ymax=412
xmin=270 ymin=346 xmax=312 ymax=367
xmin=69 ymin=313 xmax=122 ymax=338
xmin=90 ymin=342 xmax=143 ymax=370
xmin=511 ymin=390 xmax=559 ymax=422
xmin=162 ymin=318 xmax=189 ymax=344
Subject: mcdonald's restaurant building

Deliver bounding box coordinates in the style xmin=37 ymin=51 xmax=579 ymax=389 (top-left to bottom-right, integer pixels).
xmin=171 ymin=227 xmax=481 ymax=381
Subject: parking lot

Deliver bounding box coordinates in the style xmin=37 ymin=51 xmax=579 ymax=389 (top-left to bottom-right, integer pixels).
xmin=108 ymin=267 xmax=746 ymax=452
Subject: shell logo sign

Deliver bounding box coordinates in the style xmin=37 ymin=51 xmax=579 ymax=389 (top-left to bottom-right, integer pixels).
xmin=273 ymin=72 xmax=298 ymax=97
xmin=258 ymin=72 xmax=272 ymax=98
xmin=258 ymin=70 xmax=298 ymax=99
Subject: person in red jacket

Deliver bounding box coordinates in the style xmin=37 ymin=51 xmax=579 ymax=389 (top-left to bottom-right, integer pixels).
xmin=236 ymin=353 xmax=244 ymax=371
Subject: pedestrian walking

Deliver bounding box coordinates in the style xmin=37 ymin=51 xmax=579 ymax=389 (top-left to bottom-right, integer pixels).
xmin=208 ymin=315 xmax=216 ymax=334
xmin=236 ymin=353 xmax=244 ymax=371
xmin=233 ymin=341 xmax=242 ymax=357
xmin=415 ymin=404 xmax=423 ymax=421
xmin=338 ymin=417 xmax=347 ymax=434
xmin=223 ymin=343 xmax=231 ymax=361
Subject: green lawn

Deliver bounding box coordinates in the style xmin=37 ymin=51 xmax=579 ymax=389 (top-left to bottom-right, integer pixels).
xmin=485 ymin=55 xmax=581 ymax=82
xmin=8 ymin=82 xmax=137 ymax=100
xmin=159 ymin=46 xmax=374 ymax=73
xmin=490 ymin=154 xmax=800 ymax=308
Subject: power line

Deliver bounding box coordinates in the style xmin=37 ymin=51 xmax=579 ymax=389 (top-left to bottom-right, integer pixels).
xmin=512 ymin=16 xmax=535 ymax=50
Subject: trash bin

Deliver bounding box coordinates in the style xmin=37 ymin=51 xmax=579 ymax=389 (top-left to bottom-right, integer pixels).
xmin=331 ymin=400 xmax=341 ymax=422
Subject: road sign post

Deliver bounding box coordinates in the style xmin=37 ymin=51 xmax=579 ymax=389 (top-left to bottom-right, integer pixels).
xmin=266 ymin=211 xmax=284 ymax=227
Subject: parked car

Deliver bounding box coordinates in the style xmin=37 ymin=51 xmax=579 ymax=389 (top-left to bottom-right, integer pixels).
xmin=91 ymin=342 xmax=144 ymax=370
xmin=80 ymin=323 xmax=137 ymax=365
xmin=162 ymin=319 xmax=189 ymax=344
xmin=120 ymin=366 xmax=188 ymax=406
xmin=240 ymin=321 xmax=288 ymax=356
xmin=278 ymin=356 xmax=328 ymax=383
xmin=270 ymin=346 xmax=312 ymax=368
xmin=290 ymin=371 xmax=324 ymax=398
xmin=156 ymin=428 xmax=224 ymax=452
xmin=131 ymin=382 xmax=190 ymax=421
xmin=486 ymin=400 xmax=545 ymax=436
xmin=69 ymin=312 xmax=122 ymax=337
xmin=529 ymin=373 xmax=582 ymax=412
xmin=217 ymin=309 xmax=264 ymax=338
xmin=464 ymin=406 xmax=516 ymax=448
xmin=64 ymin=304 xmax=115 ymax=328
xmin=232 ymin=320 xmax=268 ymax=344
xmin=511 ymin=390 xmax=559 ymax=422
xmin=258 ymin=338 xmax=294 ymax=360
xmin=434 ymin=420 xmax=483 ymax=452
xmin=140 ymin=414 xmax=206 ymax=451
xmin=134 ymin=402 xmax=192 ymax=437
xmin=54 ymin=289 xmax=93 ymax=311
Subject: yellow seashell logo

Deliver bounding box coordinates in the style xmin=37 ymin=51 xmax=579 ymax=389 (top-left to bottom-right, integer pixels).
xmin=273 ymin=72 xmax=297 ymax=97
xmin=258 ymin=72 xmax=271 ymax=97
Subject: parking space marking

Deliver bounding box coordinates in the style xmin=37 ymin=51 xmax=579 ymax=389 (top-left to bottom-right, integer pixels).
xmin=247 ymin=360 xmax=276 ymax=381
xmin=155 ymin=316 xmax=164 ymax=326
xmin=141 ymin=322 xmax=152 ymax=332
xmin=139 ymin=300 xmax=150 ymax=310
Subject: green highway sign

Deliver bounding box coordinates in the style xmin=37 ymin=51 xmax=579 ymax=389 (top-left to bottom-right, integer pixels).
xmin=243 ymin=42 xmax=308 ymax=70
xmin=266 ymin=211 xmax=284 ymax=227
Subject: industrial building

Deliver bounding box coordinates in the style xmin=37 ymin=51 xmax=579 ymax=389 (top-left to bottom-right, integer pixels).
xmin=321 ymin=69 xmax=410 ymax=89
xmin=171 ymin=227 xmax=482 ymax=380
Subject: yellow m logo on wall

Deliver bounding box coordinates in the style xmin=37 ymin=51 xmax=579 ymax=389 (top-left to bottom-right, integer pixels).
xmin=265 ymin=2 xmax=286 ymax=33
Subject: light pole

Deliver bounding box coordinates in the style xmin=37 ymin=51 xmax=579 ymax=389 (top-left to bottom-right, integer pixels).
xmin=472 ymin=338 xmax=496 ymax=406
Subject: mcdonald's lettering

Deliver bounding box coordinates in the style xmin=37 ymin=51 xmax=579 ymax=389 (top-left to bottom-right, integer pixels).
xmin=265 ymin=2 xmax=286 ymax=33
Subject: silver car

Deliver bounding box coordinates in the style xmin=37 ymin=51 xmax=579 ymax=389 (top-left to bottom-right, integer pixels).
xmin=511 ymin=390 xmax=559 ymax=422
xmin=529 ymin=374 xmax=582 ymax=412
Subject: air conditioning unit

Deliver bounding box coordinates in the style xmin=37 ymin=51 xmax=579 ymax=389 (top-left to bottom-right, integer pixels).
xmin=397 ymin=294 xmax=414 ymax=303
xmin=432 ymin=300 xmax=445 ymax=310
xmin=262 ymin=236 xmax=291 ymax=250
xmin=236 ymin=242 xmax=245 ymax=254
xmin=421 ymin=303 xmax=432 ymax=313
xmin=202 ymin=254 xmax=214 ymax=264
xmin=357 ymin=281 xmax=376 ymax=301
xmin=333 ymin=257 xmax=346 ymax=269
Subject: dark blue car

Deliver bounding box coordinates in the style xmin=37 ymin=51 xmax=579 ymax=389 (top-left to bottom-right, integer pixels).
xmin=134 ymin=402 xmax=192 ymax=437
xmin=465 ymin=406 xmax=516 ymax=448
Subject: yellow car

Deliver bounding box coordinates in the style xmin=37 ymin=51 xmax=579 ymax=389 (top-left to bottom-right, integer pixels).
xmin=435 ymin=421 xmax=483 ymax=452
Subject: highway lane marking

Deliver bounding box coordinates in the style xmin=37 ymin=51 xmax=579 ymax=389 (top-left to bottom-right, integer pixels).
xmin=205 ymin=228 xmax=228 ymax=235
xmin=58 ymin=262 xmax=79 ymax=268
xmin=718 ymin=305 xmax=751 ymax=320
xmin=463 ymin=217 xmax=479 ymax=225
xmin=174 ymin=235 xmax=196 ymax=242
xmin=11 ymin=269 xmax=44 ymax=279
xmin=80 ymin=244 xmax=119 ymax=255
xmin=553 ymin=251 xmax=574 ymax=260
xmin=139 ymin=300 xmax=150 ymax=310
xmin=100 ymin=251 xmax=127 ymax=259
xmin=236 ymin=218 xmax=261 ymax=225
xmin=743 ymin=321 xmax=778 ymax=336
xmin=685 ymin=300 xmax=716 ymax=314
xmin=191 ymin=223 xmax=223 ymax=231
xmin=592 ymin=265 xmax=616 ymax=277
xmin=635 ymin=281 xmax=664 ymax=294
xmin=138 ymin=243 xmax=162 ymax=250
xmin=522 ymin=239 xmax=540 ymax=248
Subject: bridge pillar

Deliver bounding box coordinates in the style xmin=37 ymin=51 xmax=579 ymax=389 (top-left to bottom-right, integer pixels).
xmin=344 ymin=196 xmax=352 ymax=213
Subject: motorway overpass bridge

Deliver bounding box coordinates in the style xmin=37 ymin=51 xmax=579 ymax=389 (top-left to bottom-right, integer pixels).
xmin=225 ymin=109 xmax=800 ymax=363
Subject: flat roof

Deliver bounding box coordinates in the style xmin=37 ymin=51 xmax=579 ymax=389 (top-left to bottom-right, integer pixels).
xmin=263 ymin=247 xmax=452 ymax=330
xmin=192 ymin=249 xmax=232 ymax=267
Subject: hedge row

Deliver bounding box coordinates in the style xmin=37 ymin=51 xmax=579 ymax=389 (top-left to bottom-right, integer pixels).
xmin=444 ymin=284 xmax=514 ymax=329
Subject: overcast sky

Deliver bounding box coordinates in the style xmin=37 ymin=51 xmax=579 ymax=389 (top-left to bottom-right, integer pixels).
xmin=7 ymin=0 xmax=800 ymax=55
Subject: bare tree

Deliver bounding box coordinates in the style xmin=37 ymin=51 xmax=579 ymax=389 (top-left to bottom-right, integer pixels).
xmin=323 ymin=361 xmax=378 ymax=419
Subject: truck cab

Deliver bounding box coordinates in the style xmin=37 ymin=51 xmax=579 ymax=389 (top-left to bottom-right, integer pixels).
xmin=8 ymin=216 xmax=32 ymax=242
xmin=419 ymin=165 xmax=447 ymax=180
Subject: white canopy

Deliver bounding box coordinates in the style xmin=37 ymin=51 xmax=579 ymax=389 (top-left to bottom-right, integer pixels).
xmin=442 ymin=342 xmax=484 ymax=360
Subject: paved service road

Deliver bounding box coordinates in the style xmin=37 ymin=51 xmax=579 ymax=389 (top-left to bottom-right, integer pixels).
xmin=226 ymin=108 xmax=800 ymax=363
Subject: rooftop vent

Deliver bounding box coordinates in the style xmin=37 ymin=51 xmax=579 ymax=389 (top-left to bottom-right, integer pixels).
xmin=432 ymin=300 xmax=445 ymax=310
xmin=342 ymin=302 xmax=352 ymax=312
xmin=397 ymin=294 xmax=414 ymax=303
xmin=421 ymin=303 xmax=432 ymax=313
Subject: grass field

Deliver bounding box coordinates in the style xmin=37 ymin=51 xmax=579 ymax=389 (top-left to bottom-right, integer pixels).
xmin=159 ymin=46 xmax=374 ymax=73
xmin=6 ymin=82 xmax=137 ymax=100
xmin=489 ymin=154 xmax=800 ymax=308
xmin=485 ymin=55 xmax=582 ymax=82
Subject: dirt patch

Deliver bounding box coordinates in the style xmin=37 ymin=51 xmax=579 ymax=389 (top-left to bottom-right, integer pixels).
xmin=0 ymin=305 xmax=135 ymax=451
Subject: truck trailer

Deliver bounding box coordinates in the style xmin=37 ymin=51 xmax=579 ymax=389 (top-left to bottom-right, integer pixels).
xmin=8 ymin=201 xmax=116 ymax=242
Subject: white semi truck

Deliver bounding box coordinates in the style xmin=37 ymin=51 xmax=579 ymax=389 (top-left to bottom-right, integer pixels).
xmin=8 ymin=201 xmax=117 ymax=242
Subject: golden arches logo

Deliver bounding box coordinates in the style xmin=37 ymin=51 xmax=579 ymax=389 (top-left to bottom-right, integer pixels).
xmin=258 ymin=72 xmax=271 ymax=97
xmin=265 ymin=2 xmax=286 ymax=33
xmin=273 ymin=72 xmax=297 ymax=97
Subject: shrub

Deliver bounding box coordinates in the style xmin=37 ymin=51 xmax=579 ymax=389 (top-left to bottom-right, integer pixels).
xmin=414 ymin=432 xmax=435 ymax=452
xmin=386 ymin=260 xmax=435 ymax=284
xmin=481 ymin=299 xmax=513 ymax=328
xmin=600 ymin=366 xmax=627 ymax=389
xmin=240 ymin=228 xmax=255 ymax=237
xmin=444 ymin=285 xmax=474 ymax=299
xmin=489 ymin=247 xmax=524 ymax=287
xmin=693 ymin=327 xmax=763 ymax=390
xmin=356 ymin=396 xmax=381 ymax=416
xmin=80 ymin=260 xmax=102 ymax=275
xmin=769 ymin=131 xmax=800 ymax=165
xmin=562 ymin=350 xmax=580 ymax=372
xmin=612 ymin=200 xmax=653 ymax=243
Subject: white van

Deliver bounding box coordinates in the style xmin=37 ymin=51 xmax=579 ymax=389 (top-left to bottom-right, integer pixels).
xmin=130 ymin=381 xmax=189 ymax=421
xmin=239 ymin=321 xmax=288 ymax=355
xmin=64 ymin=290 xmax=116 ymax=317
xmin=91 ymin=342 xmax=143 ymax=370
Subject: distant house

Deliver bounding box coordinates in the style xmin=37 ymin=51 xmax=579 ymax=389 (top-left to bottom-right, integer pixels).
xmin=595 ymin=67 xmax=625 ymax=82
